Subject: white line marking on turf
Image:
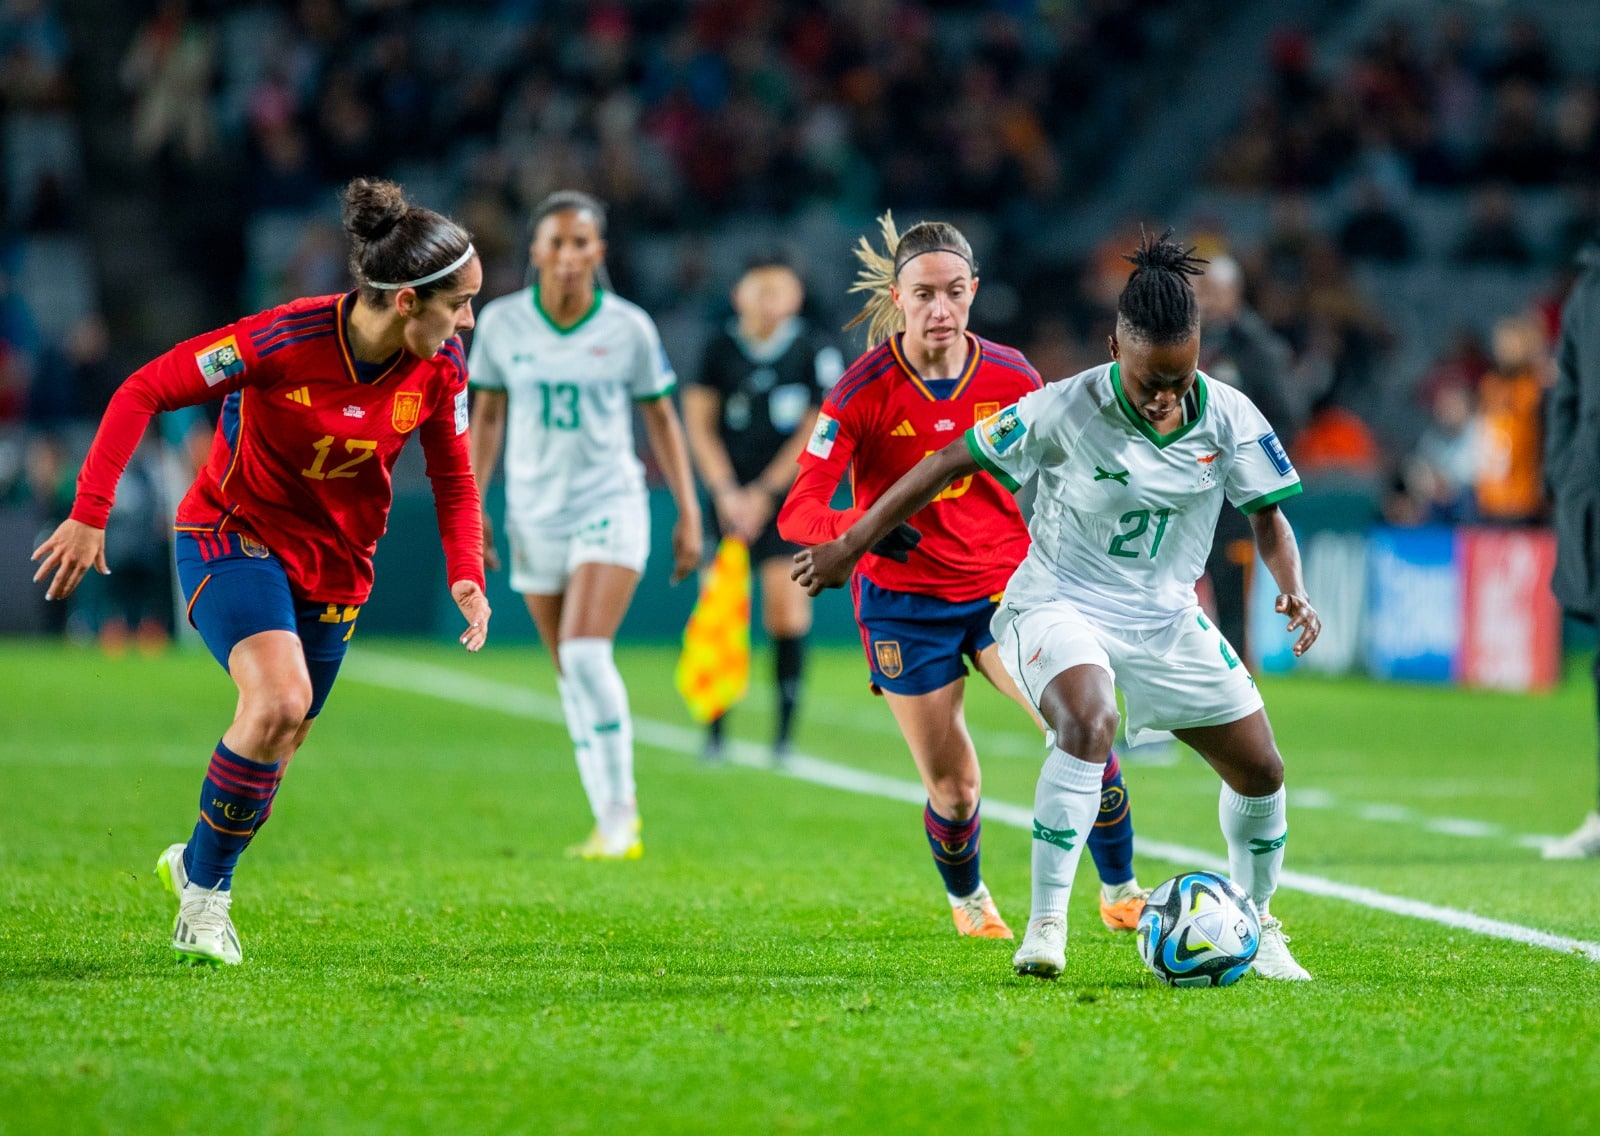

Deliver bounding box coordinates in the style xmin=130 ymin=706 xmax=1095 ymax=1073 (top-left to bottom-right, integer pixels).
xmin=347 ymin=653 xmax=1600 ymax=964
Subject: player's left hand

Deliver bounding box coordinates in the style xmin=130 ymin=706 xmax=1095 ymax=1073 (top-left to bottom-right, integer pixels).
xmin=670 ymin=517 xmax=701 ymax=585
xmin=791 ymin=539 xmax=855 ymax=596
xmin=1276 ymin=592 xmax=1320 ymax=656
xmin=452 ymin=580 xmax=491 ymax=652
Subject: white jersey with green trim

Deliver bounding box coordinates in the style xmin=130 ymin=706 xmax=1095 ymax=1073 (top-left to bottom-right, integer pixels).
xmin=469 ymin=287 xmax=676 ymax=536
xmin=966 ymin=361 xmax=1301 ymax=628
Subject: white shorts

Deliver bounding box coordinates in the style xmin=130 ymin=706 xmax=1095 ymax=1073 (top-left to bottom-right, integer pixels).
xmin=992 ymin=599 xmax=1264 ymax=747
xmin=505 ymin=498 xmax=650 ymax=595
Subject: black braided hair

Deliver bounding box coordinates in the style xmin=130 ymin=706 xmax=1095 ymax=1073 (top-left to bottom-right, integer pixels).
xmin=1116 ymin=228 xmax=1208 ymax=346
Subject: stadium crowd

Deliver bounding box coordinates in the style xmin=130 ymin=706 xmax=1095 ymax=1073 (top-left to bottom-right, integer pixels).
xmin=2 ymin=0 xmax=1591 ymax=643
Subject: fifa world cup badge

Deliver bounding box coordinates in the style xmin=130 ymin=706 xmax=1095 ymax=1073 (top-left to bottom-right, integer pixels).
xmin=194 ymin=336 xmax=246 ymax=386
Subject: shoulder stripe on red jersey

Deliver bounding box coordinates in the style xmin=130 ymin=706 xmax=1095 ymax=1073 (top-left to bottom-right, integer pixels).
xmin=257 ymin=328 xmax=336 ymax=358
xmin=981 ymin=352 xmax=1043 ymax=389
xmin=253 ymin=317 xmax=335 ymax=348
xmin=440 ymin=336 xmax=467 ymax=377
xmin=831 ymin=345 xmax=896 ymax=409
xmin=250 ymin=308 xmax=337 ymax=345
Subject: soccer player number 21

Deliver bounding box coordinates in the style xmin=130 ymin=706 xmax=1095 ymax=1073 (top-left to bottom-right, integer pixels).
xmin=302 ymin=434 xmax=379 ymax=480
xmin=1107 ymin=507 xmax=1173 ymax=560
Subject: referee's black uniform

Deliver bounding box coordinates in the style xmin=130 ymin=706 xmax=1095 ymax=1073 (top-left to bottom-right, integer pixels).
xmin=693 ymin=318 xmax=843 ymax=560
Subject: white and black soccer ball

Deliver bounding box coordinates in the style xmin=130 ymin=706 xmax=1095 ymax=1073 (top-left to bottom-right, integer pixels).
xmin=1136 ymin=871 xmax=1260 ymax=988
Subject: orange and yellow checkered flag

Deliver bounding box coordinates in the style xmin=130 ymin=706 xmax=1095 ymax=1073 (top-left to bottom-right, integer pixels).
xmin=675 ymin=537 xmax=752 ymax=724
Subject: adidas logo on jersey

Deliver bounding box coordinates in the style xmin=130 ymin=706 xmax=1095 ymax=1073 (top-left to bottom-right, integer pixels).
xmin=285 ymin=387 xmax=312 ymax=406
xmin=891 ymin=420 xmax=916 ymax=437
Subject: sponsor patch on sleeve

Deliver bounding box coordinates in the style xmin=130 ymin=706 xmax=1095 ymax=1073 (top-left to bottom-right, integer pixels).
xmin=806 ymin=412 xmax=839 ymax=459
xmin=454 ymin=388 xmax=470 ymax=435
xmin=1258 ymin=431 xmax=1293 ymax=476
xmin=981 ymin=405 xmax=1026 ymax=454
xmin=195 ymin=336 xmax=246 ymax=386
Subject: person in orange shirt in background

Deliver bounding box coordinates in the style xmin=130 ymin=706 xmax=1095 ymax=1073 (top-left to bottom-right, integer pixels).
xmin=1476 ymin=313 xmax=1550 ymax=524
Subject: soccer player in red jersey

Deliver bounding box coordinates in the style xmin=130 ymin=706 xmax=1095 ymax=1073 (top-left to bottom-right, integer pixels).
xmin=779 ymin=214 xmax=1147 ymax=940
xmin=30 ymin=178 xmax=490 ymax=966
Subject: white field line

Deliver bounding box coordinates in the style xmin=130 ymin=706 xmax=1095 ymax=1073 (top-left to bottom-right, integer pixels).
xmin=346 ymin=653 xmax=1600 ymax=964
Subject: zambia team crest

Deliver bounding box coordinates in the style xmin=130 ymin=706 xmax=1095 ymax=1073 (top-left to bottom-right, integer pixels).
xmin=874 ymin=640 xmax=904 ymax=679
xmin=391 ymin=390 xmax=424 ymax=432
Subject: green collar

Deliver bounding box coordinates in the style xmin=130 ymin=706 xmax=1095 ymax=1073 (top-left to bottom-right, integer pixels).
xmin=531 ymin=285 xmax=603 ymax=335
xmin=1110 ymin=362 xmax=1208 ymax=449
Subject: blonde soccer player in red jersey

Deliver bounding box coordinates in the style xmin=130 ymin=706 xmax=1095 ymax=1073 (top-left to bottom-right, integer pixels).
xmin=31 ymin=178 xmax=490 ymax=966
xmin=779 ymin=215 xmax=1147 ymax=941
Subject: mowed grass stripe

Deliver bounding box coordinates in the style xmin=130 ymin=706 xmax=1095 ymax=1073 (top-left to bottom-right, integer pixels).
xmin=346 ymin=652 xmax=1600 ymax=964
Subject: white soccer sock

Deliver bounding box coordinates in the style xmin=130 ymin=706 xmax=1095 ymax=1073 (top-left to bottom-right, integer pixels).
xmin=1030 ymin=747 xmax=1104 ymax=923
xmin=556 ymin=676 xmax=606 ymax=824
xmin=1219 ymin=783 xmax=1288 ymax=912
xmin=558 ymin=638 xmax=636 ymax=831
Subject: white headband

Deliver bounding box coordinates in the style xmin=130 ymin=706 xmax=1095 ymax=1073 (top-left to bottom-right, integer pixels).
xmin=368 ymin=243 xmax=476 ymax=290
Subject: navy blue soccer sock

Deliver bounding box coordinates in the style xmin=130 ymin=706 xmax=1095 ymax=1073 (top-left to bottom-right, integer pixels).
xmin=1086 ymin=752 xmax=1136 ymax=887
xmin=181 ymin=741 xmax=284 ymax=891
xmin=924 ymin=802 xmax=983 ymax=898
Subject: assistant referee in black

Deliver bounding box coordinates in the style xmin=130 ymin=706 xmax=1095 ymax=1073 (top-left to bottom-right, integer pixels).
xmin=685 ymin=253 xmax=843 ymax=763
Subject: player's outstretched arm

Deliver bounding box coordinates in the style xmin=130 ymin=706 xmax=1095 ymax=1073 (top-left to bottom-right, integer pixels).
xmin=452 ymin=579 xmax=491 ymax=653
xmin=792 ymin=439 xmax=979 ymax=596
xmin=1249 ymin=504 xmax=1320 ymax=656
xmin=31 ymin=519 xmax=109 ymax=601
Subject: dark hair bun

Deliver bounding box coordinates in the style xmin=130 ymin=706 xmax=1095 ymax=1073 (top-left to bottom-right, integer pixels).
xmin=1123 ymin=228 xmax=1207 ymax=278
xmin=343 ymin=178 xmax=409 ymax=243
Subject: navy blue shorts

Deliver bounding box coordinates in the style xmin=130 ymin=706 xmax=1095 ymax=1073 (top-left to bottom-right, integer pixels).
xmin=851 ymin=576 xmax=999 ymax=696
xmin=175 ymin=530 xmax=358 ymax=719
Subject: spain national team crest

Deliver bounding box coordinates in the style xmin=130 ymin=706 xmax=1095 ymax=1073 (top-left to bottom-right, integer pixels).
xmin=391 ymin=390 xmax=424 ymax=432
xmin=237 ymin=535 xmax=271 ymax=559
xmin=874 ymin=640 xmax=904 ymax=679
xmin=194 ymin=336 xmax=246 ymax=387
xmin=974 ymin=401 xmax=1000 ymax=424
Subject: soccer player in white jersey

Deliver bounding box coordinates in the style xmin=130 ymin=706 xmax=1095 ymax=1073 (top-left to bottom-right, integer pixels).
xmin=468 ymin=191 xmax=701 ymax=859
xmin=794 ymin=231 xmax=1319 ymax=981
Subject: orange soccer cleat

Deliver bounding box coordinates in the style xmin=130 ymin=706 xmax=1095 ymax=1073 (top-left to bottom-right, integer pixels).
xmin=1099 ymin=881 xmax=1151 ymax=932
xmin=950 ymin=886 xmax=1015 ymax=939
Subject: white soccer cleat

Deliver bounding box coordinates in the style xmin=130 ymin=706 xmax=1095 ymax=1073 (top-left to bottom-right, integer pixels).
xmin=172 ymin=884 xmax=243 ymax=966
xmin=1253 ymin=915 xmax=1310 ymax=981
xmin=1012 ymin=915 xmax=1067 ymax=979
xmin=1542 ymin=812 xmax=1600 ymax=860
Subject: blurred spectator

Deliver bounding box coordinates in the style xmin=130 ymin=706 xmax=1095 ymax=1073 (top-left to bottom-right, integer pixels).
xmin=1293 ymin=405 xmax=1381 ymax=480
xmin=120 ymin=0 xmax=216 ymax=167
xmin=1337 ymin=179 xmax=1415 ymax=264
xmin=1415 ymin=328 xmax=1491 ymax=408
xmin=1474 ymin=313 xmax=1548 ymax=523
xmin=1195 ymin=252 xmax=1304 ymax=654
xmin=29 ymin=313 xmax=115 ymax=426
xmin=1196 ymin=253 xmax=1306 ymax=441
xmin=1454 ymin=186 xmax=1533 ymax=267
xmin=1392 ymin=385 xmax=1483 ymax=525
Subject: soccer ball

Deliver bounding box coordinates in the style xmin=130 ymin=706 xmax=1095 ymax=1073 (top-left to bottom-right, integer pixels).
xmin=1136 ymin=871 xmax=1260 ymax=988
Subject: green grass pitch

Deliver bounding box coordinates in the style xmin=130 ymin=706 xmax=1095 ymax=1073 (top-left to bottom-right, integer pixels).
xmin=2 ymin=638 xmax=1598 ymax=1134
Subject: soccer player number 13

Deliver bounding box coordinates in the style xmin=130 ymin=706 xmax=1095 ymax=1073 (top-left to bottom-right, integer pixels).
xmin=1107 ymin=507 xmax=1173 ymax=560
xmin=302 ymin=434 xmax=379 ymax=480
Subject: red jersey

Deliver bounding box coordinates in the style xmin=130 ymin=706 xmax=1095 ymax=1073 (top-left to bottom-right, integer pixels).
xmin=72 ymin=293 xmax=483 ymax=605
xmin=778 ymin=332 xmax=1040 ymax=603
